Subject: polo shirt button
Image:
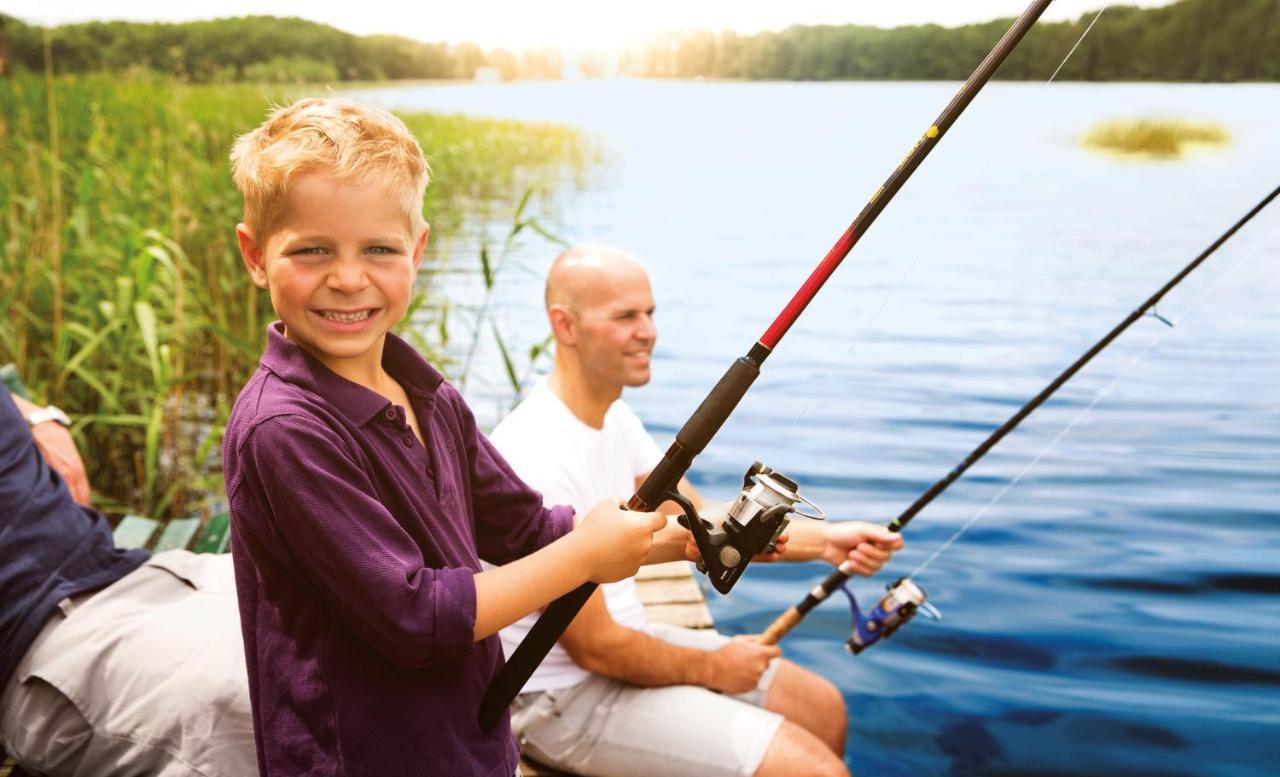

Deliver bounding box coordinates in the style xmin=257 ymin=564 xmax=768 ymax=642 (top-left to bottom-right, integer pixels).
xmin=384 ymin=408 xmax=397 ymax=420
xmin=403 ymin=435 xmax=414 ymax=447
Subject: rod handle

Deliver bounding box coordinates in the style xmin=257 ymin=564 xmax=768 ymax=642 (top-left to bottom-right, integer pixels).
xmin=761 ymin=607 xmax=803 ymax=646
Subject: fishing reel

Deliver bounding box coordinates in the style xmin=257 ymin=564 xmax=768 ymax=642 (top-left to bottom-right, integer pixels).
xmin=841 ymin=577 xmax=938 ymax=655
xmin=675 ymin=461 xmax=825 ymax=594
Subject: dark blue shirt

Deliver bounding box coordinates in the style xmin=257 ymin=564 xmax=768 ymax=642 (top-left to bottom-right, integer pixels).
xmin=224 ymin=324 xmax=574 ymax=777
xmin=0 ymin=387 xmax=147 ymax=688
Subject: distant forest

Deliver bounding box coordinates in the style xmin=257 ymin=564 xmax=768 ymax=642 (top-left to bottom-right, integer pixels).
xmin=1 ymin=0 xmax=1275 ymax=83
xmin=635 ymin=0 xmax=1277 ymax=81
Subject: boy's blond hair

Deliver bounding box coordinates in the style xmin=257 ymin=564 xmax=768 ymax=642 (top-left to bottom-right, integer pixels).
xmin=230 ymin=97 xmax=430 ymax=242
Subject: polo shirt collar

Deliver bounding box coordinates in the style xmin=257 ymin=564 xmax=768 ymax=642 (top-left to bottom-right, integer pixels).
xmin=259 ymin=322 xmax=446 ymax=426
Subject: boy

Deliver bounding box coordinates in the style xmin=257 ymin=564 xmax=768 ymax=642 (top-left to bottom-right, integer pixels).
xmin=223 ymin=98 xmax=669 ymax=777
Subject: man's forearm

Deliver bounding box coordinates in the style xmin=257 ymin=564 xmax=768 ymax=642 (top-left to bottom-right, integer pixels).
xmin=780 ymin=518 xmax=830 ymax=562
xmin=571 ymin=624 xmax=714 ymax=688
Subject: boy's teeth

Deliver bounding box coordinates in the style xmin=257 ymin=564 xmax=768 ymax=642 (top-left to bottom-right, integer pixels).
xmin=322 ymin=309 xmax=372 ymax=323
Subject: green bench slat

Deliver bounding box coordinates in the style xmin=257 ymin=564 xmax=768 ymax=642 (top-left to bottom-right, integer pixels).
xmin=153 ymin=517 xmax=201 ymax=552
xmin=112 ymin=514 xmax=159 ymax=549
xmin=193 ymin=511 xmax=231 ymax=554
xmin=0 ymin=363 xmax=30 ymax=400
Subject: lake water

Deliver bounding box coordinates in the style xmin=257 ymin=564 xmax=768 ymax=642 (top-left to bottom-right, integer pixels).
xmin=349 ymin=79 xmax=1280 ymax=776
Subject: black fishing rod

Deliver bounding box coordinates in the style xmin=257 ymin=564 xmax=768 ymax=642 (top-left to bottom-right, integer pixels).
xmin=761 ymin=182 xmax=1280 ymax=649
xmin=478 ymin=0 xmax=1058 ymax=730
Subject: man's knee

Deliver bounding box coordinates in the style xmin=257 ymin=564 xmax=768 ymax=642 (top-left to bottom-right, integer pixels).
xmin=765 ymin=660 xmax=847 ymax=751
xmin=755 ymin=720 xmax=850 ymax=777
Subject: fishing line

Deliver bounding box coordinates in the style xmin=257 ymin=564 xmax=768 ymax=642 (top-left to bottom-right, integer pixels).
xmin=760 ymin=184 xmax=1280 ymax=649
xmin=483 ymin=1 xmax=1064 ymax=728
xmin=1048 ymin=8 xmax=1107 ymax=83
xmin=910 ymin=222 xmax=1279 ymax=579
xmin=783 ymin=7 xmax=1110 ymax=437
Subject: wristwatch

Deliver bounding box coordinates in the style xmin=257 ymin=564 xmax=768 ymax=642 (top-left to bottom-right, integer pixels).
xmin=26 ymin=404 xmax=71 ymax=429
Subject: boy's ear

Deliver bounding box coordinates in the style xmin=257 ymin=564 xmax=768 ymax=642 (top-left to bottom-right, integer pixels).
xmin=411 ymin=223 xmax=430 ymax=273
xmin=547 ymin=304 xmax=577 ymax=346
xmin=236 ymin=224 xmax=269 ymax=289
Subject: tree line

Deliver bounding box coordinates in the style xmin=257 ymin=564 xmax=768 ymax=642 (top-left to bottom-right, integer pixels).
xmin=1 ymin=0 xmax=1275 ymax=83
xmin=0 ymin=15 xmax=566 ymax=83
xmin=624 ymin=0 xmax=1277 ymax=82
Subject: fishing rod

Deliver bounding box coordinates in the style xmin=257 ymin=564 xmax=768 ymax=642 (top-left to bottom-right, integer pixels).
xmin=761 ymin=182 xmax=1280 ymax=652
xmin=479 ymin=0 xmax=1057 ymax=731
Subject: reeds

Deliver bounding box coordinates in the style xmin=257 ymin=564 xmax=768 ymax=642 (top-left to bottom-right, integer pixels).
xmin=0 ymin=71 xmax=588 ymax=518
xmin=1082 ymin=118 xmax=1230 ymax=158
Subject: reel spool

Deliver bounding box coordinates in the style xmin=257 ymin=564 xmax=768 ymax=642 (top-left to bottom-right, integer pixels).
xmin=842 ymin=577 xmax=938 ymax=655
xmin=676 ymin=461 xmax=825 ymax=594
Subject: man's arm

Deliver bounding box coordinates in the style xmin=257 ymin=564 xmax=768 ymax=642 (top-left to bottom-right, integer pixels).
xmin=559 ymin=586 xmax=778 ymax=694
xmin=7 ymin=392 xmax=91 ymax=506
xmin=778 ymin=519 xmax=903 ymax=575
xmin=638 ymin=473 xmax=902 ymax=575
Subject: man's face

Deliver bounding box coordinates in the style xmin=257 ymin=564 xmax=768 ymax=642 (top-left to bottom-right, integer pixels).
xmin=574 ymin=264 xmax=657 ymax=390
xmin=239 ymin=169 xmax=426 ymax=376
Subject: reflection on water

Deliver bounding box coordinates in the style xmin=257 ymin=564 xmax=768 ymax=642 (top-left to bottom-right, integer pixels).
xmin=349 ymin=80 xmax=1280 ymax=776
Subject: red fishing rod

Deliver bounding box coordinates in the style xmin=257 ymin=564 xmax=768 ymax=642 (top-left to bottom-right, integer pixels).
xmin=480 ymin=0 xmax=1057 ymax=730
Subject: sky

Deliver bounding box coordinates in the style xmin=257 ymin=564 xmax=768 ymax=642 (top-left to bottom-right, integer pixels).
xmin=2 ymin=1 xmax=1178 ymax=50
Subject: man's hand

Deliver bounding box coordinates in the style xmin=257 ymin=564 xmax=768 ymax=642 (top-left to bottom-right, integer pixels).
xmin=31 ymin=422 xmax=92 ymax=506
xmin=10 ymin=392 xmax=94 ymax=508
xmin=574 ymin=498 xmax=667 ymax=584
xmin=703 ymin=635 xmax=781 ymax=694
xmin=821 ymin=521 xmax=903 ymax=576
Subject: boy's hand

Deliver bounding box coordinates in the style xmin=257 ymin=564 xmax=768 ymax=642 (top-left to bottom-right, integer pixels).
xmin=575 ymin=499 xmax=666 ymax=584
xmin=704 ymin=635 xmax=781 ymax=694
xmin=821 ymin=522 xmax=903 ymax=576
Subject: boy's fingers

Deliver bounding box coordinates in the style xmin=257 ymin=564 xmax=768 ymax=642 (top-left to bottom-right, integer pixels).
xmin=647 ymin=511 xmax=667 ymax=532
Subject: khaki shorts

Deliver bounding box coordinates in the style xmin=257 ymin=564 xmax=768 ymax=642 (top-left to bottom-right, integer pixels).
xmin=511 ymin=623 xmax=784 ymax=777
xmin=0 ymin=551 xmax=255 ymax=777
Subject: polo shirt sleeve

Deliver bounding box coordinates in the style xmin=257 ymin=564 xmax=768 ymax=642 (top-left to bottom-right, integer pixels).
xmin=456 ymin=401 xmax=575 ymax=567
xmin=237 ymin=413 xmax=476 ymax=668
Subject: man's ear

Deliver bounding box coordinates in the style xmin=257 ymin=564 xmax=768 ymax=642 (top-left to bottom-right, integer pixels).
xmin=547 ymin=304 xmax=577 ymax=346
xmin=411 ymin=223 xmax=430 ymax=273
xmin=236 ymin=224 xmax=269 ymax=289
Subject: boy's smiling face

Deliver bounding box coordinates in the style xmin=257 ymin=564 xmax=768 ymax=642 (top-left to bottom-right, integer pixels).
xmin=237 ymin=168 xmax=428 ymax=381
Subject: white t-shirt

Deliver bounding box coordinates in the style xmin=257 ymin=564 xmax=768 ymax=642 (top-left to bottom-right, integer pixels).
xmin=488 ymin=378 xmax=664 ymax=692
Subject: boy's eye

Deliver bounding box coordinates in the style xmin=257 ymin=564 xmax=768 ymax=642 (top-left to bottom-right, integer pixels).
xmin=366 ymin=246 xmax=397 ymax=255
xmin=292 ymin=246 xmax=328 ymax=256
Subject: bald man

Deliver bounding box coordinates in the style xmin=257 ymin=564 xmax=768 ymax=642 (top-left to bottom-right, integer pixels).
xmin=489 ymin=245 xmax=903 ymax=777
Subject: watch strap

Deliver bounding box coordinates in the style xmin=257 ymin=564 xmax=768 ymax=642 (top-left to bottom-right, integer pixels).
xmin=27 ymin=405 xmax=71 ymax=428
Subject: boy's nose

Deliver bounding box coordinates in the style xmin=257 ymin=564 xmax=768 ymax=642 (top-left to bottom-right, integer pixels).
xmin=327 ymin=256 xmax=369 ymax=292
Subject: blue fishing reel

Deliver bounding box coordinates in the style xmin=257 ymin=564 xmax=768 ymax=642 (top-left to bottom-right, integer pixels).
xmin=840 ymin=577 xmax=938 ymax=654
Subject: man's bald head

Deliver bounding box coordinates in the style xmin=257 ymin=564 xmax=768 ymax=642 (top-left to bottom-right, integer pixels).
xmin=544 ymin=243 xmax=657 ymax=393
xmin=545 ymin=244 xmax=648 ymax=314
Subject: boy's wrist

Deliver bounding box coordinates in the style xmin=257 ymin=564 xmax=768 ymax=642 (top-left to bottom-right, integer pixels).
xmin=562 ymin=523 xmax=602 ymax=584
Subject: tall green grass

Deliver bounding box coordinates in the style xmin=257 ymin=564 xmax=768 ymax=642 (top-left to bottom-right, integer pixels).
xmin=0 ymin=71 xmax=589 ymax=518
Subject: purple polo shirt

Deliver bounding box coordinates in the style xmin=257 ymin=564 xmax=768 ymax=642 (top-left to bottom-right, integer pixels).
xmin=223 ymin=323 xmax=574 ymax=777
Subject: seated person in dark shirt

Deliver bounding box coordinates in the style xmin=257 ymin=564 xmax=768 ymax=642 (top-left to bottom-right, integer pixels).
xmin=0 ymin=386 xmax=256 ymax=776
